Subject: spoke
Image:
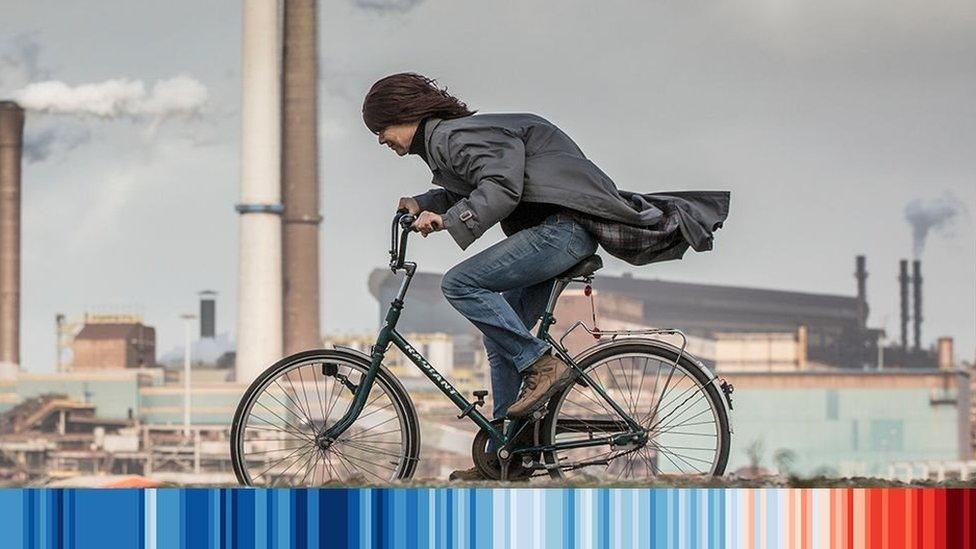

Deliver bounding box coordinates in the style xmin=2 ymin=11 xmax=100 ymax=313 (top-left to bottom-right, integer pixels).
xmin=240 ymin=435 xmax=311 ymax=443
xmin=245 ymin=445 xmax=311 ymax=456
xmin=614 ymin=450 xmax=640 ymax=480
xmin=619 ymin=357 xmax=641 ymax=418
xmin=242 ymin=424 xmax=315 ymax=439
xmin=644 ymin=373 xmax=695 ymax=420
xmin=313 ymin=363 xmax=328 ymax=423
xmin=648 ymin=440 xmax=713 ymax=468
xmin=570 ymin=377 xmax=620 ymax=421
xmin=648 ymin=441 xmax=689 ymax=473
xmin=565 ymin=391 xmax=614 ymax=419
xmin=637 ymin=447 xmax=663 ymax=476
xmin=649 ymin=394 xmax=710 ymax=434
xmin=331 ymin=448 xmax=389 ymax=482
xmin=266 ymin=374 xmax=312 ymax=424
xmin=253 ymin=401 xmax=314 ymax=440
xmin=605 ymin=360 xmax=633 ymax=421
xmin=652 ymin=419 xmax=716 ymax=433
xmin=323 ymin=451 xmax=342 ymax=481
xmin=271 ymin=378 xmax=312 ymax=423
xmin=330 ymin=449 xmax=358 ymax=479
xmin=643 ymin=379 xmax=701 ymax=429
xmin=251 ymin=444 xmax=316 ymax=482
xmin=297 ymin=449 xmax=322 ymax=486
xmin=297 ymin=365 xmax=315 ymax=424
xmin=341 ymin=437 xmax=403 ymax=446
xmin=323 ymin=370 xmax=347 ymax=425
xmin=338 ymin=439 xmax=405 ymax=460
xmin=275 ymin=445 xmax=319 ymax=487
xmin=248 ymin=412 xmax=315 ymax=443
xmin=632 ymin=356 xmax=650 ymax=419
xmin=340 ymin=416 xmax=397 ymax=440
xmin=342 ymin=427 xmax=402 ymax=442
xmin=283 ymin=371 xmax=315 ymax=426
xmin=330 ymin=445 xmax=397 ymax=472
xmin=646 ymin=363 xmax=678 ymax=430
xmin=356 ymin=400 xmax=394 ymax=422
xmin=653 ymin=430 xmax=717 ymax=438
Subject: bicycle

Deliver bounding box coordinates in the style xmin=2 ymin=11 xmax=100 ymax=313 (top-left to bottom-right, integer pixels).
xmin=230 ymin=211 xmax=734 ymax=485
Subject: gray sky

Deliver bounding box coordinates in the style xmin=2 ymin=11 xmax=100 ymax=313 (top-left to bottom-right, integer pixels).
xmin=2 ymin=0 xmax=974 ymax=373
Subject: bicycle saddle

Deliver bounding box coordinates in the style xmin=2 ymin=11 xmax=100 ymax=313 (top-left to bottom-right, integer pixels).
xmin=558 ymin=254 xmax=603 ymax=279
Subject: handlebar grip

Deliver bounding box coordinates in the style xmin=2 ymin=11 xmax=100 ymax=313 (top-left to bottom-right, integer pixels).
xmin=390 ymin=210 xmax=416 ymax=270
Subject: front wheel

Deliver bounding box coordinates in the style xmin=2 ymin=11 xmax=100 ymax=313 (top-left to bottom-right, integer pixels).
xmin=540 ymin=341 xmax=731 ymax=481
xmin=230 ymin=349 xmax=420 ymax=486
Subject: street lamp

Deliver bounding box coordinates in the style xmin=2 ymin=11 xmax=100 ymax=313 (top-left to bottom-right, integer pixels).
xmin=180 ymin=313 xmax=197 ymax=438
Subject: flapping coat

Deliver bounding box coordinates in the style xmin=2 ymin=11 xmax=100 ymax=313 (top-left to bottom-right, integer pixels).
xmin=411 ymin=113 xmax=729 ymax=266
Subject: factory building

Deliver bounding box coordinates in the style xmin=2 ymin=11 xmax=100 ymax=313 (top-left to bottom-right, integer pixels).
xmin=71 ymin=315 xmax=157 ymax=371
xmin=369 ymin=255 xmax=946 ymax=370
xmin=725 ymin=369 xmax=971 ymax=477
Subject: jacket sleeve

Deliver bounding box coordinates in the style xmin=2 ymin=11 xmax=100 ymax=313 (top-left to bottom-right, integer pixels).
xmin=439 ymin=128 xmax=526 ymax=249
xmin=411 ymin=188 xmax=464 ymax=214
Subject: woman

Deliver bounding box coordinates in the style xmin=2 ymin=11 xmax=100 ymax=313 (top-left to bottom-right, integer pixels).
xmin=362 ymin=73 xmax=729 ymax=479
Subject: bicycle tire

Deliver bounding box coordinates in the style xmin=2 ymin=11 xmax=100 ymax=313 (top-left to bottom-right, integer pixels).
xmin=230 ymin=349 xmax=421 ymax=486
xmin=540 ymin=340 xmax=731 ymax=480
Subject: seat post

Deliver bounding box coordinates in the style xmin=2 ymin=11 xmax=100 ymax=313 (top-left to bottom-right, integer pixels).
xmin=543 ymin=278 xmax=572 ymax=316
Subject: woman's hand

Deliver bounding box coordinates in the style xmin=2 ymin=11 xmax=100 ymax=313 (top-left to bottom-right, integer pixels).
xmin=397 ymin=196 xmax=421 ymax=215
xmin=412 ymin=211 xmax=444 ymax=237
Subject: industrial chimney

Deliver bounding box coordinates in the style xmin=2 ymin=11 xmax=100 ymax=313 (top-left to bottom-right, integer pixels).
xmin=236 ymin=0 xmax=284 ymax=383
xmin=0 ymin=101 xmax=24 ymax=379
xmin=199 ymin=290 xmax=217 ymax=339
xmin=912 ymin=260 xmax=922 ymax=351
xmin=898 ymin=259 xmax=909 ymax=350
xmin=281 ymin=0 xmax=323 ymax=355
xmin=854 ymin=255 xmax=868 ymax=327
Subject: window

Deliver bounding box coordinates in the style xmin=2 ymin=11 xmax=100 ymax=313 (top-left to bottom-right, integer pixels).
xmin=869 ymin=420 xmax=904 ymax=451
xmin=826 ymin=390 xmax=839 ymax=420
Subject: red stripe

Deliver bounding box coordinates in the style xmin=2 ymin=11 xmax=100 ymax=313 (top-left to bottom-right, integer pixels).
xmin=846 ymin=489 xmax=854 ymax=549
xmin=965 ymin=489 xmax=974 ymax=549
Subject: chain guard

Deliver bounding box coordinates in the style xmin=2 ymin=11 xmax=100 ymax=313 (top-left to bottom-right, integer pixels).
xmin=472 ymin=419 xmax=536 ymax=481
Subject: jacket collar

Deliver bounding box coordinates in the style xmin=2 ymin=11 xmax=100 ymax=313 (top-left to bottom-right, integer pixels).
xmin=422 ymin=118 xmax=443 ymax=172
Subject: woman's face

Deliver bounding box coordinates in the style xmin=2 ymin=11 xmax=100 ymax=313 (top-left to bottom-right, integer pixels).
xmin=377 ymin=121 xmax=419 ymax=156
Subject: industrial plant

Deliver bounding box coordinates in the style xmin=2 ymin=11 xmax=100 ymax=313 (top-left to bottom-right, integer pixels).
xmin=0 ymin=1 xmax=971 ymax=485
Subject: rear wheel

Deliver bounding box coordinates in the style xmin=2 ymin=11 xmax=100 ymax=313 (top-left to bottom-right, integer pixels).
xmin=541 ymin=341 xmax=730 ymax=481
xmin=231 ymin=349 xmax=420 ymax=486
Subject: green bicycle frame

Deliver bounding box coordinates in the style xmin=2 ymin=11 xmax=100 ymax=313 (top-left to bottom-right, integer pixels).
xmin=322 ymin=214 xmax=646 ymax=461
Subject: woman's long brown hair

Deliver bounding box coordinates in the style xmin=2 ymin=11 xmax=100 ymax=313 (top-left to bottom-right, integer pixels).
xmin=362 ymin=73 xmax=475 ymax=134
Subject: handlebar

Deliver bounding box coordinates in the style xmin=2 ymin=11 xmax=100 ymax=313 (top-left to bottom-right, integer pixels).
xmin=390 ymin=210 xmax=416 ymax=271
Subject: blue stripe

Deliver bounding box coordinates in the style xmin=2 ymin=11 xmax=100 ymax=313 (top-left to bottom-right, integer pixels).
xmin=0 ymin=486 xmax=911 ymax=549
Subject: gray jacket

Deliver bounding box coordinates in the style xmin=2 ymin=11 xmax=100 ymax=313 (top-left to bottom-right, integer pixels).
xmin=412 ymin=113 xmax=728 ymax=260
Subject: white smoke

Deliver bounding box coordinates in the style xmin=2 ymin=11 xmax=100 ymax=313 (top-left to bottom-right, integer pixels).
xmin=903 ymin=192 xmax=965 ymax=258
xmin=23 ymin=123 xmax=91 ymax=163
xmin=159 ymin=332 xmax=236 ymax=367
xmin=13 ymin=76 xmax=208 ymax=122
xmin=0 ymin=34 xmax=46 ymax=93
xmin=352 ymin=0 xmax=425 ymax=13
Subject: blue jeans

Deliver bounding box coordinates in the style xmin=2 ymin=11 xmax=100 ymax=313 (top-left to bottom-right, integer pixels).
xmin=440 ymin=213 xmax=598 ymax=418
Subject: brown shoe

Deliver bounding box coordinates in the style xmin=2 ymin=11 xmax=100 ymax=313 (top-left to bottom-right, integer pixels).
xmin=449 ymin=466 xmax=489 ymax=481
xmin=506 ymin=353 xmax=575 ymax=419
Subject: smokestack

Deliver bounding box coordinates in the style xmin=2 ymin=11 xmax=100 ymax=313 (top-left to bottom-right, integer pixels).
xmin=199 ymin=290 xmax=216 ymax=339
xmin=282 ymin=0 xmax=322 ymax=355
xmin=912 ymin=260 xmax=922 ymax=351
xmin=236 ymin=0 xmax=284 ymax=383
xmin=898 ymin=259 xmax=909 ymax=350
xmin=937 ymin=337 xmax=953 ymax=370
xmin=0 ymin=101 xmax=24 ymax=379
xmin=854 ymin=255 xmax=868 ymax=327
